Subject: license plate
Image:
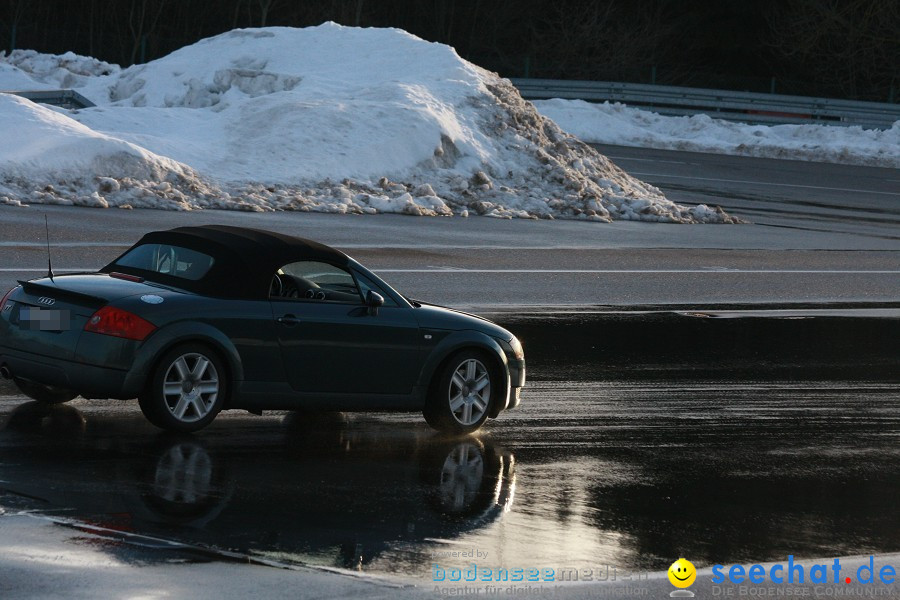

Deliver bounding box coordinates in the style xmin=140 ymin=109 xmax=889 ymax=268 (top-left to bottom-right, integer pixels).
xmin=19 ymin=307 xmax=71 ymax=331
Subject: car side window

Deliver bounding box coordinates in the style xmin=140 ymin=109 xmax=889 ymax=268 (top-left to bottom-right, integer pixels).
xmin=271 ymin=261 xmax=362 ymax=303
xmin=114 ymin=243 xmax=214 ymax=281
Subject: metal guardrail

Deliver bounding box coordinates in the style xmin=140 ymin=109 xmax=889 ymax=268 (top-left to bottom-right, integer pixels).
xmin=5 ymin=83 xmax=898 ymax=129
xmin=4 ymin=89 xmax=96 ymax=109
xmin=511 ymin=78 xmax=900 ymax=129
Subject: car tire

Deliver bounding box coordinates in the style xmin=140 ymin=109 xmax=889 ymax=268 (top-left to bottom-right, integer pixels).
xmin=139 ymin=344 xmax=227 ymax=433
xmin=424 ymin=349 xmax=498 ymax=435
xmin=13 ymin=377 xmax=77 ymax=404
xmin=131 ymin=435 xmax=231 ymax=525
xmin=418 ymin=437 xmax=504 ymax=518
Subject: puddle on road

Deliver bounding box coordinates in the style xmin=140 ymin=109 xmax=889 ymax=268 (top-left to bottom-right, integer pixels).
xmin=2 ymin=379 xmax=900 ymax=581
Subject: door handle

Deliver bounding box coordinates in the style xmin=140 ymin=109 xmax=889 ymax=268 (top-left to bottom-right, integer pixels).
xmin=277 ymin=314 xmax=300 ymax=326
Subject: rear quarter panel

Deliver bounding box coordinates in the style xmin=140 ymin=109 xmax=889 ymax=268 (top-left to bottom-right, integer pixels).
xmin=114 ymin=293 xmax=282 ymax=397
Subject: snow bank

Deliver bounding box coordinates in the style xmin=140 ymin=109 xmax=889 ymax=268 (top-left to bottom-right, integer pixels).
xmin=1 ymin=24 xmax=736 ymax=223
xmin=0 ymin=49 xmax=118 ymax=89
xmin=0 ymin=94 xmax=230 ymax=210
xmin=535 ymin=99 xmax=900 ymax=169
xmin=0 ymin=62 xmax=53 ymax=91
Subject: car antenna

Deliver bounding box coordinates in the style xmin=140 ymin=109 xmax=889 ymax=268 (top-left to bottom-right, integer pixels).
xmin=44 ymin=214 xmax=54 ymax=281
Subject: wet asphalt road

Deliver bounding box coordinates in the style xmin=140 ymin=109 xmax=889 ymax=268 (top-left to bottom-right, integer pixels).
xmin=1 ymin=205 xmax=898 ymax=307
xmin=592 ymin=145 xmax=900 ymax=241
xmin=2 ymin=377 xmax=899 ymax=582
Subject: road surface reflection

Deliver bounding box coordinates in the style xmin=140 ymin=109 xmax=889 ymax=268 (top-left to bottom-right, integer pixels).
xmin=2 ymin=379 xmax=899 ymax=580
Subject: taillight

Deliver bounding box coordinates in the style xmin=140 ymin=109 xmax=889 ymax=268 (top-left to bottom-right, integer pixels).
xmin=84 ymin=306 xmax=156 ymax=341
xmin=0 ymin=286 xmax=18 ymax=312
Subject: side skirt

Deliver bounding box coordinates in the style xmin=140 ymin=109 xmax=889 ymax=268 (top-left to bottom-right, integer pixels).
xmin=229 ymin=381 xmax=426 ymax=412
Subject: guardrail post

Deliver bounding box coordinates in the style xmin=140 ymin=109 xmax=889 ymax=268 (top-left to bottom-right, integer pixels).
xmin=770 ymin=77 xmax=776 ymax=94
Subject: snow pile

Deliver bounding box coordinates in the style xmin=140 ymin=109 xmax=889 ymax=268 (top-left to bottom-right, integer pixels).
xmin=0 ymin=94 xmax=228 ymax=209
xmin=0 ymin=62 xmax=52 ymax=91
xmin=0 ymin=25 xmax=736 ymax=223
xmin=535 ymin=99 xmax=900 ymax=169
xmin=1 ymin=49 xmax=119 ymax=89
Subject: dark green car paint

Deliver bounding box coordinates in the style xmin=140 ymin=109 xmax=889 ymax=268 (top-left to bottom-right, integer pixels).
xmin=0 ymin=256 xmax=525 ymax=418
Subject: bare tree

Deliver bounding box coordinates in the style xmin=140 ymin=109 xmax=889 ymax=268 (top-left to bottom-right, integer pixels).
xmin=258 ymin=0 xmax=274 ymax=26
xmin=528 ymin=0 xmax=683 ymax=81
xmin=127 ymin=0 xmax=168 ymax=63
xmin=1 ymin=0 xmax=28 ymax=51
xmin=0 ymin=0 xmax=892 ymax=101
xmin=766 ymin=0 xmax=900 ymax=100
xmin=256 ymin=0 xmax=292 ymax=27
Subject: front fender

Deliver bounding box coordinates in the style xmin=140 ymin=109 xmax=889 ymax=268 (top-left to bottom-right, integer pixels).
xmin=417 ymin=330 xmax=510 ymax=417
xmin=121 ymin=321 xmax=244 ymax=399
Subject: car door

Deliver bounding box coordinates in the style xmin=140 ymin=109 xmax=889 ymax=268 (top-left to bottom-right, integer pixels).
xmin=270 ymin=260 xmax=421 ymax=396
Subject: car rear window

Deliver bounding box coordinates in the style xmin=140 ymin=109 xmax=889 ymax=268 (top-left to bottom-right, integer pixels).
xmin=114 ymin=244 xmax=215 ymax=281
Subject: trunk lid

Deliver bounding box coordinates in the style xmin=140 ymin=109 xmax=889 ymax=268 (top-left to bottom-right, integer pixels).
xmin=3 ymin=273 xmax=169 ymax=361
xmin=19 ymin=273 xmax=168 ymax=305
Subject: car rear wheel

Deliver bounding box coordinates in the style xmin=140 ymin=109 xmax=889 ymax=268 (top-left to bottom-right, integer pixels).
xmin=424 ymin=350 xmax=497 ymax=435
xmin=13 ymin=377 xmax=77 ymax=404
xmin=139 ymin=344 xmax=226 ymax=433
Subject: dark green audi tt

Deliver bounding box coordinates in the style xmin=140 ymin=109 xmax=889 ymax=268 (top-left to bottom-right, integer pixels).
xmin=0 ymin=226 xmax=525 ymax=433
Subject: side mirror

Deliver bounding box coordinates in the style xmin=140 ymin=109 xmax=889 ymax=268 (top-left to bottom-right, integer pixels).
xmin=365 ymin=290 xmax=384 ymax=316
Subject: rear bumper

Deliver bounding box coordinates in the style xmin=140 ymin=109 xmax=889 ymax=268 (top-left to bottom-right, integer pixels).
xmin=0 ymin=347 xmax=130 ymax=399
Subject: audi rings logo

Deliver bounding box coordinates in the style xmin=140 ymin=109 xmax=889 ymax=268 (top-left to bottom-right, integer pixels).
xmin=38 ymin=297 xmax=56 ymax=306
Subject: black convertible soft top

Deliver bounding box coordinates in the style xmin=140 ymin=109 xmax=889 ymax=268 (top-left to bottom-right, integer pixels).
xmin=102 ymin=225 xmax=350 ymax=299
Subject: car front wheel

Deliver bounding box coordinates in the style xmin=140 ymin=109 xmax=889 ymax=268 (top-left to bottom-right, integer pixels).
xmin=139 ymin=344 xmax=226 ymax=433
xmin=424 ymin=350 xmax=497 ymax=434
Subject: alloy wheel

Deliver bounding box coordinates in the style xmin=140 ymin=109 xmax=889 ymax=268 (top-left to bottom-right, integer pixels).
xmin=162 ymin=353 xmax=220 ymax=423
xmin=448 ymin=358 xmax=491 ymax=426
xmin=153 ymin=441 xmax=213 ymax=504
xmin=438 ymin=441 xmax=485 ymax=512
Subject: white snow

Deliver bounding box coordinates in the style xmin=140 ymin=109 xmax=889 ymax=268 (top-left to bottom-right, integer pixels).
xmin=0 ymin=48 xmax=118 ymax=89
xmin=0 ymin=62 xmax=53 ymax=91
xmin=0 ymin=24 xmax=737 ymax=223
xmin=534 ymin=98 xmax=900 ymax=169
xmin=0 ymin=94 xmax=229 ymax=210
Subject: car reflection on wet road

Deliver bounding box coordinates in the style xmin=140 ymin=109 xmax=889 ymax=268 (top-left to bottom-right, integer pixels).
xmin=1 ymin=379 xmax=899 ymax=581
xmin=0 ymin=403 xmax=515 ymax=572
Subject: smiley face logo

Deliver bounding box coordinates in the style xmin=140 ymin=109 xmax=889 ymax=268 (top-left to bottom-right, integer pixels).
xmin=668 ymin=558 xmax=696 ymax=588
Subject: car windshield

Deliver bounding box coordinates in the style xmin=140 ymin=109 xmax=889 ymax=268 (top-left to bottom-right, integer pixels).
xmin=114 ymin=243 xmax=215 ymax=281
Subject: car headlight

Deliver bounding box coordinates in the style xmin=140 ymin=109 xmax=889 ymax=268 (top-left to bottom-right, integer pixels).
xmin=509 ymin=336 xmax=524 ymax=359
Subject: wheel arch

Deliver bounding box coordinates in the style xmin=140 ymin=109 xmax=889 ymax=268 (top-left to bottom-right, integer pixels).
xmin=122 ymin=322 xmax=243 ymax=404
xmin=418 ymin=331 xmax=510 ymax=417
